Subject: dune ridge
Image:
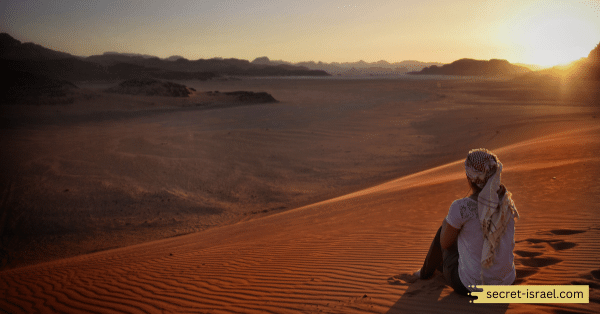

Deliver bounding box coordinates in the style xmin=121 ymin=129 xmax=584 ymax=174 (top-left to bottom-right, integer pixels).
xmin=1 ymin=120 xmax=599 ymax=313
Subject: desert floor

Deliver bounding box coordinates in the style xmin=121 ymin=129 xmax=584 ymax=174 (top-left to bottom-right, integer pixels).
xmin=1 ymin=76 xmax=599 ymax=313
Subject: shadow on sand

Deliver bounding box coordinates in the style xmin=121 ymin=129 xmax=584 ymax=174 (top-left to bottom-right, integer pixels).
xmin=386 ymin=272 xmax=509 ymax=314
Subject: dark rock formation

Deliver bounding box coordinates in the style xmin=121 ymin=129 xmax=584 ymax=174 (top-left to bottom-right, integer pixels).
xmin=205 ymin=91 xmax=278 ymax=103
xmin=410 ymin=58 xmax=530 ymax=77
xmin=222 ymin=91 xmax=277 ymax=103
xmin=105 ymin=78 xmax=192 ymax=97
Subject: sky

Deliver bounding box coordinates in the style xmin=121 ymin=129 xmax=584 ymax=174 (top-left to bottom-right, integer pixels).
xmin=1 ymin=0 xmax=599 ymax=67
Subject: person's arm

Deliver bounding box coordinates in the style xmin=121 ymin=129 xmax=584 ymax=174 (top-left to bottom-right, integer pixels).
xmin=440 ymin=219 xmax=460 ymax=250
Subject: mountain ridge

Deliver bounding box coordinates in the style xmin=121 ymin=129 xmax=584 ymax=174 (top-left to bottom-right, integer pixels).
xmin=251 ymin=56 xmax=445 ymax=75
xmin=0 ymin=33 xmax=329 ymax=81
xmin=409 ymin=58 xmax=531 ymax=77
xmin=3 ymin=33 xmax=597 ymax=80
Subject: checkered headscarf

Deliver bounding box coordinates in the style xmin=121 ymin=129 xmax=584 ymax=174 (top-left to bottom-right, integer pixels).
xmin=465 ymin=149 xmax=498 ymax=188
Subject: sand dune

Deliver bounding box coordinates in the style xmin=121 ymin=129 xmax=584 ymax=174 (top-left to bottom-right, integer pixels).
xmin=1 ymin=77 xmax=599 ymax=313
xmin=1 ymin=116 xmax=599 ymax=313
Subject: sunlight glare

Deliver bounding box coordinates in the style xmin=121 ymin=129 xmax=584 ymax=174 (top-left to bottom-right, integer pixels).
xmin=507 ymin=2 xmax=600 ymax=67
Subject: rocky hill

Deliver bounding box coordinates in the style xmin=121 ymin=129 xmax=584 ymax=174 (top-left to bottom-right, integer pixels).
xmin=410 ymin=58 xmax=531 ymax=77
xmin=105 ymin=78 xmax=193 ymax=97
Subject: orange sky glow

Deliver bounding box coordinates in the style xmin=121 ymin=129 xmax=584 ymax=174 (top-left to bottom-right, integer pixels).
xmin=1 ymin=0 xmax=599 ymax=67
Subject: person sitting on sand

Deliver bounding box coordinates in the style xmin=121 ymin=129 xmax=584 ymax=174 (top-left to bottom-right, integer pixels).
xmin=415 ymin=148 xmax=520 ymax=295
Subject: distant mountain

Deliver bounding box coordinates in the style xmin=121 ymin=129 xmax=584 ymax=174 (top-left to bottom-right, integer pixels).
xmin=251 ymin=56 xmax=443 ymax=75
xmin=165 ymin=55 xmax=186 ymax=62
xmin=514 ymin=63 xmax=548 ymax=71
xmin=410 ymin=58 xmax=531 ymax=77
xmin=0 ymin=34 xmax=111 ymax=81
xmin=103 ymin=51 xmax=159 ymax=59
xmin=84 ymin=53 xmax=328 ymax=77
xmin=0 ymin=33 xmax=329 ymax=83
xmin=0 ymin=33 xmax=75 ymax=60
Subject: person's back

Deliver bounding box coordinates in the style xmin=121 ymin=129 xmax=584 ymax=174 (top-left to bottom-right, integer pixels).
xmin=446 ymin=197 xmax=516 ymax=289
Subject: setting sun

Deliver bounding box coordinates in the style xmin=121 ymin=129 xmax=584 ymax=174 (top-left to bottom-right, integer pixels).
xmin=506 ymin=1 xmax=600 ymax=67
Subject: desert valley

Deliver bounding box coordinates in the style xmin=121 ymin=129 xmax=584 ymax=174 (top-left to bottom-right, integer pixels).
xmin=1 ymin=32 xmax=599 ymax=313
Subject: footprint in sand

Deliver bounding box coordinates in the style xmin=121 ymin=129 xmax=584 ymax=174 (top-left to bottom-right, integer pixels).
xmin=518 ymin=256 xmax=562 ymax=268
xmin=573 ymin=269 xmax=600 ymax=287
xmin=591 ymin=269 xmax=600 ymax=280
xmin=513 ymin=228 xmax=586 ymax=284
xmin=514 ymin=250 xmax=543 ymax=258
xmin=388 ymin=273 xmax=448 ymax=298
xmin=572 ymin=269 xmax=600 ymax=304
xmin=549 ymin=229 xmax=587 ymax=236
xmin=513 ymin=268 xmax=539 ymax=285
xmin=388 ymin=273 xmax=419 ymax=285
xmin=518 ymin=238 xmax=578 ymax=251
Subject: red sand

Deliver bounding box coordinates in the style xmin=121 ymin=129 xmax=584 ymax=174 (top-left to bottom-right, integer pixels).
xmin=1 ymin=78 xmax=599 ymax=313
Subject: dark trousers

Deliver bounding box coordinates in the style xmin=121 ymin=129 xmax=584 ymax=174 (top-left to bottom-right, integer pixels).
xmin=420 ymin=226 xmax=470 ymax=296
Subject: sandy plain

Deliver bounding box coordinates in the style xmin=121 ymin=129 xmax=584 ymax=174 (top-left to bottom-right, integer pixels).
xmin=0 ymin=76 xmax=599 ymax=313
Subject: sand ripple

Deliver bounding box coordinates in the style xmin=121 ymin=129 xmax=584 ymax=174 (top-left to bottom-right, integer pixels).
xmin=2 ymin=124 xmax=599 ymax=313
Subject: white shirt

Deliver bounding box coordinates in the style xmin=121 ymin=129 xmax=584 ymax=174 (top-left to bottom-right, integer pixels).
xmin=445 ymin=197 xmax=516 ymax=290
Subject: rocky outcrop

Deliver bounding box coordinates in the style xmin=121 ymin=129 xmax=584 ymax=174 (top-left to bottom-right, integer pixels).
xmin=206 ymin=91 xmax=278 ymax=103
xmin=105 ymin=78 xmax=192 ymax=97
xmin=222 ymin=91 xmax=277 ymax=103
xmin=411 ymin=59 xmax=530 ymax=77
